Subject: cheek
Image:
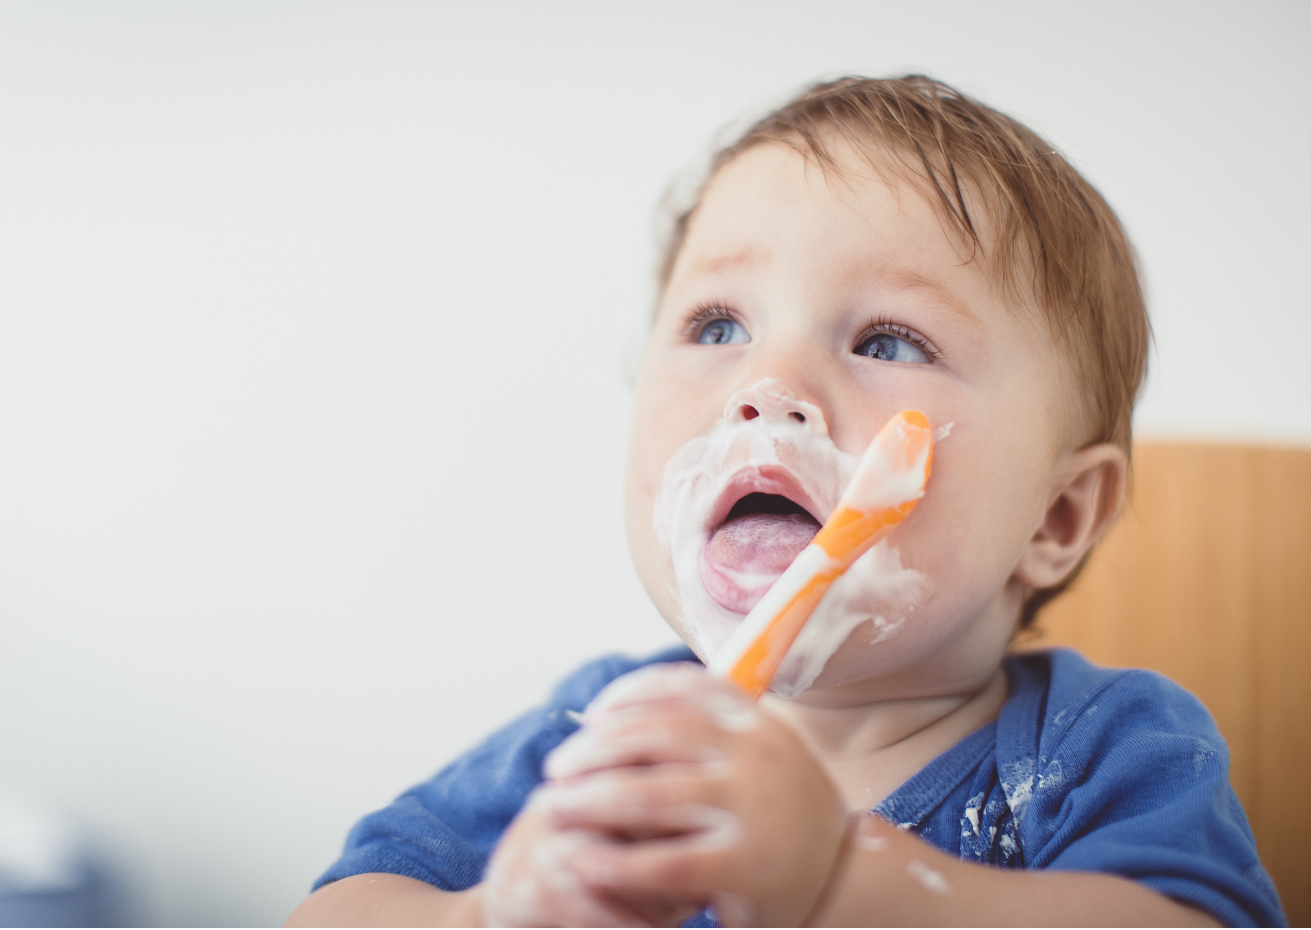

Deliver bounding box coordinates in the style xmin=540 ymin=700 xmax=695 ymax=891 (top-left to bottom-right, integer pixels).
xmin=895 ymin=435 xmax=1049 ymax=610
xmin=625 ymin=374 xmax=677 ymax=517
xmin=623 ymin=425 xmax=671 ymax=583
xmin=623 ymin=375 xmax=716 ymax=623
xmin=622 ymin=432 xmax=658 ymax=535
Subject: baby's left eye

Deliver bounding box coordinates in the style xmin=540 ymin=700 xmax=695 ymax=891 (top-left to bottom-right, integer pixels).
xmin=854 ymin=332 xmax=931 ymax=364
xmin=697 ymin=317 xmax=750 ymax=346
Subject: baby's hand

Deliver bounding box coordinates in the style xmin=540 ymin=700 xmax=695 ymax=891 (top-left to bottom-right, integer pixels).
xmin=483 ymin=792 xmax=693 ymax=927
xmin=534 ymin=664 xmax=848 ymax=927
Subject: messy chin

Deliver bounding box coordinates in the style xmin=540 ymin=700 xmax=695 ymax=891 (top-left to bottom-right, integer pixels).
xmin=666 ymin=566 xmax=748 ymax=665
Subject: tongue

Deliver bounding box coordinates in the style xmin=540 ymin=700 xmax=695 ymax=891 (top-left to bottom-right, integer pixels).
xmin=699 ymin=513 xmax=820 ymax=614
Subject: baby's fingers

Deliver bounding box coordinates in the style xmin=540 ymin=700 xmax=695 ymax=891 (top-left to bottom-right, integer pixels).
xmin=483 ymin=828 xmax=657 ymax=928
xmin=534 ymin=768 xmax=732 ymax=837
xmin=566 ymin=827 xmax=739 ymax=900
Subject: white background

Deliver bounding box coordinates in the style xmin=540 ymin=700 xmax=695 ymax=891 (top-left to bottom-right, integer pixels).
xmin=0 ymin=1 xmax=1307 ymax=925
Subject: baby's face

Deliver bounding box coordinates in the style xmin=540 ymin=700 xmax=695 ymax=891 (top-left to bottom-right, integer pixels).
xmin=625 ymin=142 xmax=1071 ymax=703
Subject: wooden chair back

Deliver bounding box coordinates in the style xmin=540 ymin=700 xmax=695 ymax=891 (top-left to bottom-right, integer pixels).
xmin=1020 ymin=442 xmax=1311 ymax=924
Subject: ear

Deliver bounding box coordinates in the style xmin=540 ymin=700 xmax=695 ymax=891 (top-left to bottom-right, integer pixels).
xmin=1013 ymin=443 xmax=1128 ymax=590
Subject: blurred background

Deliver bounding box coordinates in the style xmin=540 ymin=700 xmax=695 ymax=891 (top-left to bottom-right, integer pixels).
xmin=0 ymin=1 xmax=1307 ymax=925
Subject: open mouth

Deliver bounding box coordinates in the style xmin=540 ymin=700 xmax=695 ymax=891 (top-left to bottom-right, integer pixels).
xmin=699 ymin=485 xmax=823 ymax=615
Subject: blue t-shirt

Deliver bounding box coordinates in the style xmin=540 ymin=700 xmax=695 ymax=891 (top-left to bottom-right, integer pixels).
xmin=315 ymin=646 xmax=1285 ymax=927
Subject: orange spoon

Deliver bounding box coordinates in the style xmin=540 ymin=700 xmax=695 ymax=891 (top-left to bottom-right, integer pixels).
xmin=709 ymin=410 xmax=934 ymax=698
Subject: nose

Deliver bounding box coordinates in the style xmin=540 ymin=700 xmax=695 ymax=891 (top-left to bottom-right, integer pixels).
xmin=739 ymin=401 xmax=807 ymax=424
xmin=724 ymin=378 xmax=830 ymax=436
xmin=736 ymin=403 xmax=807 ymax=424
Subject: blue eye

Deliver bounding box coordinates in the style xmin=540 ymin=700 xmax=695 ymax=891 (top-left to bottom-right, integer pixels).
xmin=854 ymin=332 xmax=930 ymax=364
xmin=698 ymin=318 xmax=750 ymax=346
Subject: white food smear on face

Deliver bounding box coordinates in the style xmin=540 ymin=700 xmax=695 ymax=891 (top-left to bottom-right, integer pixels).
xmin=653 ymin=379 xmax=926 ymax=697
xmin=771 ymin=540 xmax=922 ymax=696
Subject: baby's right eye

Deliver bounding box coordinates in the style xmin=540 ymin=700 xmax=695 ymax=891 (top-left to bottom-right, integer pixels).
xmin=697 ymin=317 xmax=750 ymax=346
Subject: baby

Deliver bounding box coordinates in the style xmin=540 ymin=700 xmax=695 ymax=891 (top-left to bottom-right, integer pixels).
xmin=288 ymin=77 xmax=1284 ymax=927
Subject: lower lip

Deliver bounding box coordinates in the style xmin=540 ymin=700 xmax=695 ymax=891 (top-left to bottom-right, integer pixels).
xmin=699 ymin=548 xmax=781 ymax=615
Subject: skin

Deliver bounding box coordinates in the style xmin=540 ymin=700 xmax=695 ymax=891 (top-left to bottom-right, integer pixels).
xmin=286 ymin=142 xmax=1219 ymax=927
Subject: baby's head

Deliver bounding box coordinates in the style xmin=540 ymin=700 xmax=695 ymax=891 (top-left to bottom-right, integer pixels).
xmin=624 ymin=76 xmax=1148 ymax=702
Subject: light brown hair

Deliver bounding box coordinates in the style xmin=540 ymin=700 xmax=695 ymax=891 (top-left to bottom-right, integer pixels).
xmin=658 ymin=75 xmax=1151 ymax=627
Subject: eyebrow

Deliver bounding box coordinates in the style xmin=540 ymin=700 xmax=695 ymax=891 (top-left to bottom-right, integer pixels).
xmin=681 ymin=248 xmax=760 ymax=279
xmin=883 ymin=270 xmax=982 ymax=326
xmin=677 ymin=250 xmax=985 ymax=328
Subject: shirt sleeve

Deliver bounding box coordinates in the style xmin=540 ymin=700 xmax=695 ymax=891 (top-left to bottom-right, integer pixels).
xmin=311 ymin=646 xmax=697 ymax=893
xmin=1008 ymin=651 xmax=1285 ymax=927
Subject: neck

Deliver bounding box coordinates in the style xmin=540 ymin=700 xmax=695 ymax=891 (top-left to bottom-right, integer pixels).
xmin=762 ymin=668 xmax=1008 ymax=811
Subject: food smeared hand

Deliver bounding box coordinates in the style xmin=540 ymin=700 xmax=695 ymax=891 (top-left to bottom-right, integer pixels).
xmin=482 ymin=788 xmax=697 ymax=927
xmin=533 ymin=663 xmax=848 ymax=927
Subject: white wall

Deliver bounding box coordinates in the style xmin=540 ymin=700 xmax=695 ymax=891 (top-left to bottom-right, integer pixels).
xmin=0 ymin=1 xmax=1306 ymax=924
